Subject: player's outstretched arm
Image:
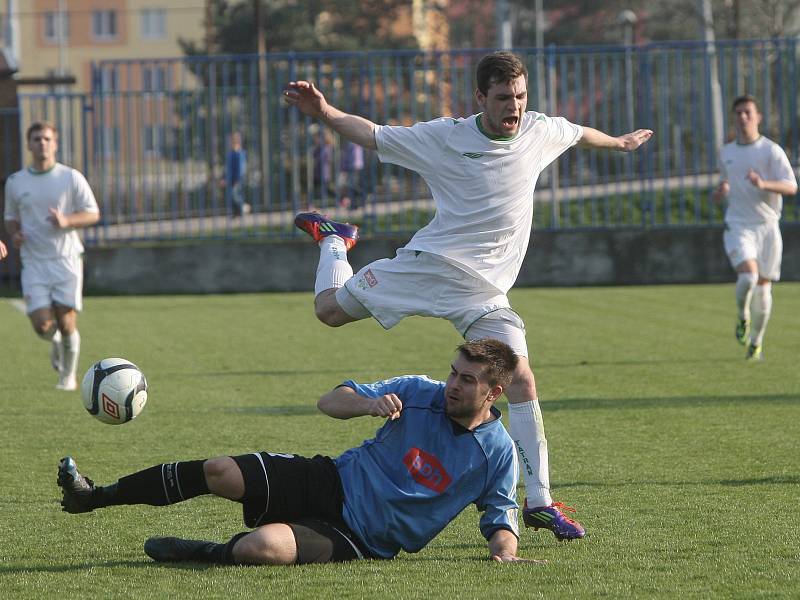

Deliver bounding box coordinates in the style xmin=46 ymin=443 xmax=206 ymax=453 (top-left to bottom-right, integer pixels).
xmin=578 ymin=126 xmax=653 ymax=152
xmin=284 ymin=81 xmax=378 ymax=150
xmin=488 ymin=529 xmax=548 ymax=564
xmin=317 ymin=386 xmax=402 ymax=420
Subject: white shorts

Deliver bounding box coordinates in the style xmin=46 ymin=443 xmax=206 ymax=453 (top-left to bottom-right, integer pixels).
xmin=340 ymin=250 xmax=529 ymax=356
xmin=21 ymin=255 xmax=84 ymax=313
xmin=723 ymin=221 xmax=782 ymax=281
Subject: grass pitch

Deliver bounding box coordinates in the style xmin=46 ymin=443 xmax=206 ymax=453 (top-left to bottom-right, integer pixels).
xmin=1 ymin=284 xmax=799 ymax=599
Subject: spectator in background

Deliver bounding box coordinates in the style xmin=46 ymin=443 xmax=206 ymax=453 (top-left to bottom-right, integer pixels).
xmin=223 ymin=131 xmax=250 ymax=217
xmin=313 ymin=129 xmax=336 ymax=206
xmin=712 ymin=95 xmax=797 ymax=360
xmin=338 ymin=141 xmax=365 ymax=209
xmin=4 ymin=121 xmax=100 ymax=391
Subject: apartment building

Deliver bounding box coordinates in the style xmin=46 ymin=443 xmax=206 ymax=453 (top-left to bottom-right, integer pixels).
xmin=11 ymin=0 xmax=205 ymax=92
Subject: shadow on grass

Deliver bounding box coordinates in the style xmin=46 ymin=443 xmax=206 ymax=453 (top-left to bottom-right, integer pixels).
xmin=224 ymin=406 xmax=320 ymax=416
xmin=0 ymin=560 xmax=219 ymax=574
xmin=557 ymin=474 xmax=800 ymax=488
xmin=538 ymin=393 xmax=799 ymax=411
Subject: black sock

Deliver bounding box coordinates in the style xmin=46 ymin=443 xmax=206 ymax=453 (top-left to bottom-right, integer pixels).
xmin=223 ymin=532 xmax=250 ymax=565
xmin=96 ymin=460 xmax=210 ymax=507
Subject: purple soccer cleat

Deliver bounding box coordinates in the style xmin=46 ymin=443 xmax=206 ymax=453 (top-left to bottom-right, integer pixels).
xmin=294 ymin=212 xmax=359 ymax=250
xmin=522 ymin=500 xmax=586 ymax=541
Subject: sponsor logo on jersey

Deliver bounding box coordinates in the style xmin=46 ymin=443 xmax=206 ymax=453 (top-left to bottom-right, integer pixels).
xmin=462 ymin=152 xmax=484 ymax=159
xmin=403 ymin=447 xmax=452 ymax=493
xmin=364 ymin=269 xmax=378 ymax=287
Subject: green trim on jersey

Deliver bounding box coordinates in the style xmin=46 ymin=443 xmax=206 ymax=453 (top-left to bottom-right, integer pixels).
xmin=27 ymin=164 xmax=58 ymax=175
xmin=476 ymin=114 xmax=518 ymax=141
xmin=735 ymin=135 xmax=763 ymax=146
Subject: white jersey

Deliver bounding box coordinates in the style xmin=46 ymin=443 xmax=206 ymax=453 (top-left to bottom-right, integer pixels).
xmin=719 ymin=136 xmax=797 ymax=225
xmin=375 ymin=112 xmax=582 ymax=294
xmin=4 ymin=163 xmax=99 ymax=262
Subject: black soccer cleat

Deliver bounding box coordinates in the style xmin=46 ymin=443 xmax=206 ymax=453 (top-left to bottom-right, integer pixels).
xmin=57 ymin=456 xmax=96 ymax=513
xmin=144 ymin=537 xmax=224 ymax=563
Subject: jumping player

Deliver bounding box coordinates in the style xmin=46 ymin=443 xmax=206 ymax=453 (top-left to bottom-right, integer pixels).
xmin=285 ymin=51 xmax=653 ymax=539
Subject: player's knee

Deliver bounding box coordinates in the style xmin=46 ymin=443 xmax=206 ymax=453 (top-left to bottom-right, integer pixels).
xmin=33 ymin=320 xmax=56 ymax=339
xmin=507 ymin=360 xmax=536 ymax=397
xmin=233 ymin=528 xmax=294 ymax=566
xmin=203 ymin=457 xmax=241 ymax=497
xmin=314 ymin=294 xmax=349 ymax=327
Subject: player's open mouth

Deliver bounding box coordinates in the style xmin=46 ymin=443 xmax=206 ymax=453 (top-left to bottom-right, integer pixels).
xmin=501 ymin=116 xmax=518 ymax=130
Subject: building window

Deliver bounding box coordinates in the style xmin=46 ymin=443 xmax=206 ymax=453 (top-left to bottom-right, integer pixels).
xmin=92 ymin=10 xmax=118 ymax=40
xmin=97 ymin=67 xmax=118 ymax=91
xmin=140 ymin=9 xmax=167 ymax=40
xmin=44 ymin=11 xmax=70 ymax=43
xmin=142 ymin=65 xmax=169 ymax=91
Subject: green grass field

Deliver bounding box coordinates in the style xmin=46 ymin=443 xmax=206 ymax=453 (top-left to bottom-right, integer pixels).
xmin=1 ymin=284 xmax=799 ymax=599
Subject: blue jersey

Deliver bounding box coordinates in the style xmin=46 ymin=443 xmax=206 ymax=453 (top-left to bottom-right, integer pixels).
xmin=333 ymin=375 xmax=519 ymax=559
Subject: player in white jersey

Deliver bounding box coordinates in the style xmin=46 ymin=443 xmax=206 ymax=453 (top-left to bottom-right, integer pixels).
xmin=712 ymin=95 xmax=797 ymax=361
xmin=285 ymin=52 xmax=653 ymax=540
xmin=4 ymin=122 xmax=100 ymax=390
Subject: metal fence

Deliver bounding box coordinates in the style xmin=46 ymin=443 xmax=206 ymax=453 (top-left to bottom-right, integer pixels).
xmin=9 ymin=39 xmax=800 ymax=246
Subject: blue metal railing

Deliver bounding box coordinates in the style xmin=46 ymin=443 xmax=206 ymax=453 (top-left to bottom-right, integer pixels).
xmin=11 ymin=39 xmax=799 ymax=245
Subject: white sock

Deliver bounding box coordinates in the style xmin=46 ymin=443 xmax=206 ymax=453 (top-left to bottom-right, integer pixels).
xmin=62 ymin=330 xmax=81 ymax=380
xmin=750 ymin=283 xmax=772 ymax=347
xmin=508 ymin=400 xmax=552 ymax=507
xmin=735 ymin=272 xmax=757 ymax=321
xmin=315 ymin=236 xmax=354 ymax=296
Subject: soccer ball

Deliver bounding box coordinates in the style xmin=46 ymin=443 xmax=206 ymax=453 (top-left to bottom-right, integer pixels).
xmin=81 ymin=358 xmax=148 ymax=425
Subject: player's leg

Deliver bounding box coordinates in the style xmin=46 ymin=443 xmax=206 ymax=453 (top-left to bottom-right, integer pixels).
xmin=22 ymin=262 xmax=64 ymax=377
xmin=746 ymin=224 xmax=781 ymax=360
xmin=725 ymin=225 xmax=758 ymax=345
xmin=747 ymin=279 xmax=772 ymax=360
xmin=54 ymin=305 xmax=79 ymax=390
xmin=294 ymin=212 xmax=367 ymax=326
xmin=734 ymin=261 xmax=758 ymax=345
xmin=57 ymin=456 xmax=222 ymax=513
xmin=465 ymin=310 xmax=584 ymax=541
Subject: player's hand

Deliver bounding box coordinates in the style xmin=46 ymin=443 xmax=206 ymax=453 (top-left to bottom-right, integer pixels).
xmin=11 ymin=230 xmax=25 ymax=248
xmin=283 ymin=81 xmax=328 ymax=119
xmin=618 ymin=129 xmax=653 ymax=152
xmin=0 ymin=240 xmax=7 ymax=259
xmin=712 ymin=181 xmax=729 ymax=203
xmin=491 ymin=554 xmax=549 ymax=564
xmin=47 ymin=207 xmax=70 ymax=229
xmin=746 ymin=169 xmax=764 ymax=189
xmin=370 ymin=393 xmax=403 ymax=420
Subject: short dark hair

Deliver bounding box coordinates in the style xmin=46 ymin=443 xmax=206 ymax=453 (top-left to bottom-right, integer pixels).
xmin=476 ymin=52 xmax=528 ymax=95
xmin=456 ymin=339 xmax=519 ymax=389
xmin=732 ymin=95 xmax=759 ymax=112
xmin=27 ymin=121 xmax=58 ymax=142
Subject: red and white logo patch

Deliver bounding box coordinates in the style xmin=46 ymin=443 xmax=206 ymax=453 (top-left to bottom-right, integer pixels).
xmin=364 ymin=269 xmax=378 ymax=287
xmin=403 ymin=447 xmax=452 ymax=494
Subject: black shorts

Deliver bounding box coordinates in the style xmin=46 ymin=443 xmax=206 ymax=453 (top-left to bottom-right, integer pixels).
xmin=231 ymin=452 xmax=374 ymax=564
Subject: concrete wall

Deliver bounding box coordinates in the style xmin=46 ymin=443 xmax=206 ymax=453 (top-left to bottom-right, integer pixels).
xmin=83 ymin=225 xmax=800 ymax=295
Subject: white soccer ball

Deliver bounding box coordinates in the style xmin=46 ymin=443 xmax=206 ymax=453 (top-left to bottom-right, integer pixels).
xmin=81 ymin=358 xmax=148 ymax=425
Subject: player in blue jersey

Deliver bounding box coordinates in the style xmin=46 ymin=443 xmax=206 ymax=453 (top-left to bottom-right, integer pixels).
xmin=57 ymin=339 xmax=551 ymax=565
